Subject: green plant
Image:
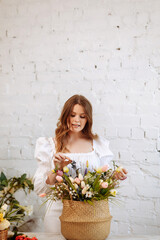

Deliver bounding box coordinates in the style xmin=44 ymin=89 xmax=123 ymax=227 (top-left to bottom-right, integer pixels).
xmin=40 ymin=161 xmax=125 ymax=205
xmin=0 ymin=172 xmax=34 ymax=226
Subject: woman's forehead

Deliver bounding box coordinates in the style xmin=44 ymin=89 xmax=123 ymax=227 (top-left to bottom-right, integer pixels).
xmin=71 ymin=104 xmax=85 ymax=114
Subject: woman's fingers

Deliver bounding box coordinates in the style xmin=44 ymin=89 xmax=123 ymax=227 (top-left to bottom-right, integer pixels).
xmin=54 ymin=153 xmax=62 ymax=161
xmin=63 ymin=155 xmax=71 ymax=161
xmin=114 ymin=170 xmax=127 ymax=180
xmin=53 ymin=153 xmax=72 ymax=169
xmin=122 ymin=168 xmax=128 ymax=174
xmin=118 ymin=172 xmax=124 ymax=180
xmin=63 ymin=159 xmax=72 ymax=167
xmin=54 ymin=159 xmax=61 ymax=169
xmin=54 ymin=153 xmax=71 ymax=161
xmin=119 ymin=170 xmax=127 ymax=180
xmin=58 ymin=153 xmax=67 ymax=160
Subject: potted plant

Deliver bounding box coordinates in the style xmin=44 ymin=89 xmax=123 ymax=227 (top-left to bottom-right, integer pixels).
xmin=40 ymin=161 xmax=126 ymax=240
xmin=0 ymin=172 xmax=34 ymax=240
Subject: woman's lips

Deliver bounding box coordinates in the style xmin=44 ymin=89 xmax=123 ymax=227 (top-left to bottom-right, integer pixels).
xmin=72 ymin=124 xmax=80 ymax=128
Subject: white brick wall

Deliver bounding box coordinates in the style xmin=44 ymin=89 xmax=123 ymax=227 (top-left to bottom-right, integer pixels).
xmin=0 ymin=0 xmax=160 ymax=235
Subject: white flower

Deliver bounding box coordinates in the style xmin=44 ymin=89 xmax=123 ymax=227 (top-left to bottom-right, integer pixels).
xmin=82 ymin=187 xmax=87 ymax=195
xmin=81 ymin=181 xmax=85 ymax=189
xmin=0 ymin=219 xmax=10 ymax=230
xmin=25 ymin=205 xmax=33 ymax=216
xmin=1 ymin=204 xmax=8 ymax=212
xmin=85 ymin=191 xmax=93 ymax=198
xmin=82 ymin=185 xmax=90 ymax=195
xmin=110 ymin=189 xmax=117 ymax=196
xmin=19 ymin=205 xmax=33 ymax=216
xmin=86 ymin=184 xmax=90 ymax=190
xmin=69 ymin=177 xmax=74 ymax=183
xmin=78 ymin=173 xmax=83 ymax=181
xmin=73 ymin=183 xmax=78 ymax=189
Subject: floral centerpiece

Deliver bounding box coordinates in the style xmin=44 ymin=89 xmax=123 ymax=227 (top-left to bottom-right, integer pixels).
xmin=40 ymin=161 xmax=127 ymax=240
xmin=0 ymin=172 xmax=34 ymax=240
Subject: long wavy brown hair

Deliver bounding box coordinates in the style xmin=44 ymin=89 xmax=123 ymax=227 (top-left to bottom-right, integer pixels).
xmin=55 ymin=95 xmax=98 ymax=153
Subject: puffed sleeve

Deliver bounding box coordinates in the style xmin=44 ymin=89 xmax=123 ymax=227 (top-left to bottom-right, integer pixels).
xmin=94 ymin=136 xmax=114 ymax=167
xmin=33 ymin=137 xmax=55 ymax=195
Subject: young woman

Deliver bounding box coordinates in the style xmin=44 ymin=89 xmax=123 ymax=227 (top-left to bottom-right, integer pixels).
xmin=33 ymin=94 xmax=127 ymax=234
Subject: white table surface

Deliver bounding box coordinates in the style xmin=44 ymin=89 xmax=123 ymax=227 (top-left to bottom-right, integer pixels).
xmin=22 ymin=232 xmax=160 ymax=240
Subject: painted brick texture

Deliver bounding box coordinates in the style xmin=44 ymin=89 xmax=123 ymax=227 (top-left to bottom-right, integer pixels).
xmin=0 ymin=0 xmax=160 ymax=235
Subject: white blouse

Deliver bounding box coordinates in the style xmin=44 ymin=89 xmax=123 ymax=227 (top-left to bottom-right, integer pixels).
xmin=33 ymin=136 xmax=114 ymax=195
xmin=33 ymin=136 xmax=114 ymax=234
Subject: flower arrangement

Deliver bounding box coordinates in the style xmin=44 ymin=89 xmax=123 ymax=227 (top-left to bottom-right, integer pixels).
xmin=40 ymin=161 xmax=125 ymax=204
xmin=0 ymin=172 xmax=34 ymax=232
xmin=0 ymin=204 xmax=10 ymax=231
xmin=40 ymin=161 xmax=127 ymax=240
xmin=15 ymin=235 xmax=38 ymax=240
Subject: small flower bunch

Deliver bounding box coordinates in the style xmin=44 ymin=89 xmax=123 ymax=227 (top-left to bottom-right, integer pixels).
xmin=0 ymin=204 xmax=10 ymax=231
xmin=0 ymin=172 xmax=34 ymax=228
xmin=40 ymin=161 xmax=126 ymax=204
xmin=15 ymin=235 xmax=38 ymax=240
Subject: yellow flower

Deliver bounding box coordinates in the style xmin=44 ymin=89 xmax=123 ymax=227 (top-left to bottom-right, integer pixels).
xmin=96 ymin=167 xmax=102 ymax=173
xmin=0 ymin=213 xmax=4 ymax=222
xmin=110 ymin=189 xmax=117 ymax=196
xmin=116 ymin=166 xmax=123 ymax=173
xmin=52 ymin=169 xmax=55 ymax=173
xmin=63 ymin=166 xmax=69 ymax=173
xmin=86 ymin=160 xmax=89 ymax=168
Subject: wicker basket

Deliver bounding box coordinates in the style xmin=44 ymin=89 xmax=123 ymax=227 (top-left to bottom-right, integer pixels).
xmin=0 ymin=229 xmax=8 ymax=240
xmin=59 ymin=199 xmax=112 ymax=240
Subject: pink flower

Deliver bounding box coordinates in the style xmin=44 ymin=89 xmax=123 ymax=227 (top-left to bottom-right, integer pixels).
xmin=74 ymin=177 xmax=81 ymax=185
xmin=56 ymin=176 xmax=63 ymax=183
xmin=101 ymin=165 xmax=109 ymax=172
xmin=57 ymin=170 xmax=63 ymax=176
xmin=101 ymin=182 xmax=108 ymax=189
xmin=39 ymin=193 xmax=46 ymax=197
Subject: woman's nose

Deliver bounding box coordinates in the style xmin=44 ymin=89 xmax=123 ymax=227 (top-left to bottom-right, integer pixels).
xmin=75 ymin=115 xmax=80 ymax=122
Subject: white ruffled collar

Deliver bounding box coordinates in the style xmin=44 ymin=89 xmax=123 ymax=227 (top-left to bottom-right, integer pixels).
xmin=48 ymin=136 xmax=114 ymax=159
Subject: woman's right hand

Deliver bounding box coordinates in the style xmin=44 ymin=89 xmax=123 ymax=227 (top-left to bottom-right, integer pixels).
xmin=53 ymin=152 xmax=72 ymax=170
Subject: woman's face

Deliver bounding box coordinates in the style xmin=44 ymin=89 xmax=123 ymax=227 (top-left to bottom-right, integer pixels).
xmin=68 ymin=104 xmax=87 ymax=133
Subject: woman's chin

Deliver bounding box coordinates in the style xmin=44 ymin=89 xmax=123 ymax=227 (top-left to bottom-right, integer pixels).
xmin=70 ymin=128 xmax=82 ymax=133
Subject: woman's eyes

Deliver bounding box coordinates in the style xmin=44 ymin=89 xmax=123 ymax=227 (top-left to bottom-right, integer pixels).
xmin=70 ymin=115 xmax=85 ymax=118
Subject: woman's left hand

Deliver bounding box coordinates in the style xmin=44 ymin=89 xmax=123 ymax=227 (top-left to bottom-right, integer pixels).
xmin=114 ymin=168 xmax=128 ymax=180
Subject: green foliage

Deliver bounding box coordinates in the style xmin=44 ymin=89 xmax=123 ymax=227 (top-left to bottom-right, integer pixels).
xmin=45 ymin=163 xmax=122 ymax=205
xmin=0 ymin=172 xmax=34 ymax=226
